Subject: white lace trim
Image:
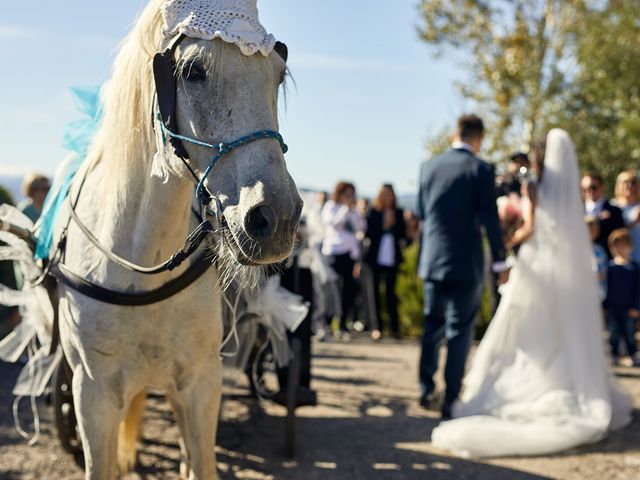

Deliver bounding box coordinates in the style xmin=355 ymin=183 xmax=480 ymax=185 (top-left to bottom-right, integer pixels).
xmin=161 ymin=0 xmax=276 ymax=56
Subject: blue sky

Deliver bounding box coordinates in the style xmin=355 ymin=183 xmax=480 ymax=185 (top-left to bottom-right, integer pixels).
xmin=0 ymin=0 xmax=467 ymax=197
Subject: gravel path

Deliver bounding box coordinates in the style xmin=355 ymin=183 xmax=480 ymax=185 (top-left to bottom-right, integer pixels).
xmin=0 ymin=337 xmax=638 ymax=479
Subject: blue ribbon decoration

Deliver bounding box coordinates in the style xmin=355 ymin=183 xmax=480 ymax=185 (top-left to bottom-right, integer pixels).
xmin=34 ymin=87 xmax=103 ymax=260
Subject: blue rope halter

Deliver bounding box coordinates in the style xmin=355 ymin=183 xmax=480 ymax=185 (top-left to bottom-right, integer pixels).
xmin=158 ymin=119 xmax=288 ymax=204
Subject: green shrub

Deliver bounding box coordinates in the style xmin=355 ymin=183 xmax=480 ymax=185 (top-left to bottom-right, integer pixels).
xmin=476 ymin=284 xmax=494 ymax=339
xmin=396 ymin=243 xmax=424 ymax=337
xmin=395 ymin=242 xmax=494 ymax=340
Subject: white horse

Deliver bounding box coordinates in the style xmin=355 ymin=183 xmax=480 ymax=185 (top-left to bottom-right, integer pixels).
xmin=36 ymin=1 xmax=301 ymax=478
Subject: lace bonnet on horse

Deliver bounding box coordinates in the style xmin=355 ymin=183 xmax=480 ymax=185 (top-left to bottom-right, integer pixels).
xmin=161 ymin=0 xmax=276 ymax=56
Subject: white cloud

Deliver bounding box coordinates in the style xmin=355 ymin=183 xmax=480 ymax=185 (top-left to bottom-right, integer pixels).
xmin=0 ymin=25 xmax=36 ymax=39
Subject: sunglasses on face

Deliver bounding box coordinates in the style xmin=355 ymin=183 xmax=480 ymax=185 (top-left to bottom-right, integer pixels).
xmin=582 ymin=185 xmax=600 ymax=193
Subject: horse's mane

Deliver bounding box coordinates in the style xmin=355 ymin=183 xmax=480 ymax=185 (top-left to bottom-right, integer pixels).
xmin=88 ymin=0 xmax=164 ymax=203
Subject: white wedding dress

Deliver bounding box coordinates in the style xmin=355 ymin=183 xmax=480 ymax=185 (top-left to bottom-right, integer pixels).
xmin=431 ymin=129 xmax=633 ymax=458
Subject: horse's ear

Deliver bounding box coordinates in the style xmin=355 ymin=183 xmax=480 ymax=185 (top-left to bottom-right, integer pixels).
xmin=274 ymin=41 xmax=288 ymax=63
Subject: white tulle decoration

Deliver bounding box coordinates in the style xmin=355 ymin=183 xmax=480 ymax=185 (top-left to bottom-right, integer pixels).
xmin=0 ymin=204 xmax=58 ymax=443
xmin=244 ymin=276 xmax=308 ymax=365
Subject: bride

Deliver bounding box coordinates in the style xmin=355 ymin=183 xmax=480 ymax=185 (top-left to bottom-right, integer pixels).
xmin=431 ymin=129 xmax=633 ymax=458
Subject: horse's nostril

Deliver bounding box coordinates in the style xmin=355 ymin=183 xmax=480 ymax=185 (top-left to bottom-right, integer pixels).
xmin=245 ymin=205 xmax=277 ymax=239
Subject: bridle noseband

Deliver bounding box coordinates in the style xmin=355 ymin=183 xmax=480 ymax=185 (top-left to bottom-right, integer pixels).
xmin=152 ymin=34 xmax=288 ymax=209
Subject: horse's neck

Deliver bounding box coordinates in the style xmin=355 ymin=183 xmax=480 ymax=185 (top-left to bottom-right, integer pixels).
xmin=85 ymin=153 xmax=194 ymax=287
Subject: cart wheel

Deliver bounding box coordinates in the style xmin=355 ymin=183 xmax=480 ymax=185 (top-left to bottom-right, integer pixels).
xmin=52 ymin=357 xmax=82 ymax=454
xmin=284 ymin=338 xmax=302 ymax=458
xmin=251 ymin=338 xmax=279 ymax=400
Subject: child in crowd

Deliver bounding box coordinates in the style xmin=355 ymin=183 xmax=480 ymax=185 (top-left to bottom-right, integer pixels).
xmin=587 ymin=216 xmax=608 ymax=301
xmin=604 ymin=228 xmax=640 ymax=366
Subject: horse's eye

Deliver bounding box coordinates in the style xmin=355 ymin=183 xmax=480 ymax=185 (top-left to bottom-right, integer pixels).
xmin=183 ymin=62 xmax=206 ymax=82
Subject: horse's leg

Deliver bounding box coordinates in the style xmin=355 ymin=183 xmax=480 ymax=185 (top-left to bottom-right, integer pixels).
xmin=167 ymin=396 xmax=190 ymax=478
xmin=171 ymin=357 xmax=222 ymax=480
xmin=118 ymin=388 xmax=146 ymax=474
xmin=73 ymin=366 xmax=125 ymax=480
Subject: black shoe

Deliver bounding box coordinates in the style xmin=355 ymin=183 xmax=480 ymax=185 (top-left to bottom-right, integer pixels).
xmin=440 ymin=403 xmax=452 ymax=421
xmin=419 ymin=392 xmax=442 ymax=411
xmin=298 ymin=387 xmax=318 ymax=407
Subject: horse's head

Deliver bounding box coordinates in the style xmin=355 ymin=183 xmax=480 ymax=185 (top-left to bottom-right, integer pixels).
xmin=161 ymin=37 xmax=301 ymax=266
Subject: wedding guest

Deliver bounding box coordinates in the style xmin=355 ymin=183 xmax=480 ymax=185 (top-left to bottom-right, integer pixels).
xmin=364 ymin=184 xmax=407 ymax=340
xmin=353 ymin=197 xmax=373 ymax=334
xmin=586 ymin=216 xmax=608 ymax=302
xmin=357 ymin=197 xmax=370 ymax=218
xmin=403 ymin=209 xmax=420 ymax=245
xmin=315 ymin=190 xmax=329 ymax=208
xmin=604 ymin=229 xmax=640 ymax=366
xmin=614 ymin=170 xmax=640 ymax=264
xmin=582 ymin=171 xmax=625 ymax=258
xmin=321 ymin=182 xmax=366 ymax=340
xmin=496 ymin=151 xmax=529 ymax=198
xmin=17 ymin=173 xmax=50 ymax=223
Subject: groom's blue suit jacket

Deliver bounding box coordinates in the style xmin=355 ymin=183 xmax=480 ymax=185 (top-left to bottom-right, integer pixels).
xmin=417 ymin=147 xmax=506 ymax=283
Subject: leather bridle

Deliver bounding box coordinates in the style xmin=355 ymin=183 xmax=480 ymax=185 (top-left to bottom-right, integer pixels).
xmin=43 ymin=35 xmax=289 ymax=307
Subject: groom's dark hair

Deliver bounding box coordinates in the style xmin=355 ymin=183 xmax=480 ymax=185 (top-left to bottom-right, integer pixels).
xmin=457 ymin=114 xmax=484 ymax=141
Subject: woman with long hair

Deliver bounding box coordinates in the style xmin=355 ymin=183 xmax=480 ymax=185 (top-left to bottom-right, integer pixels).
xmin=364 ymin=184 xmax=406 ymax=339
xmin=321 ymin=182 xmax=366 ymax=339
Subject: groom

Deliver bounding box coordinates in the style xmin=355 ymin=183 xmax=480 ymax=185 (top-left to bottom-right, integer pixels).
xmin=417 ymin=114 xmax=508 ymax=419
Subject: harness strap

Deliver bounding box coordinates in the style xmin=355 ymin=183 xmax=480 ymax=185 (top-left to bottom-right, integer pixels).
xmin=66 ymin=194 xmax=216 ymax=275
xmin=44 ymin=274 xmax=60 ymax=355
xmin=52 ymin=251 xmax=213 ymax=306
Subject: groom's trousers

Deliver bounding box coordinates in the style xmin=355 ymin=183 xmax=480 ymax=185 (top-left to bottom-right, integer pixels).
xmin=419 ymin=279 xmax=483 ymax=407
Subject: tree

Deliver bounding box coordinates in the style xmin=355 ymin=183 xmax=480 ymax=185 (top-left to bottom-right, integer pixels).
xmin=418 ymin=0 xmax=571 ymax=160
xmin=548 ymin=0 xmax=640 ymax=186
xmin=418 ymin=0 xmax=640 ymax=184
xmin=424 ymin=126 xmax=452 ymax=159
